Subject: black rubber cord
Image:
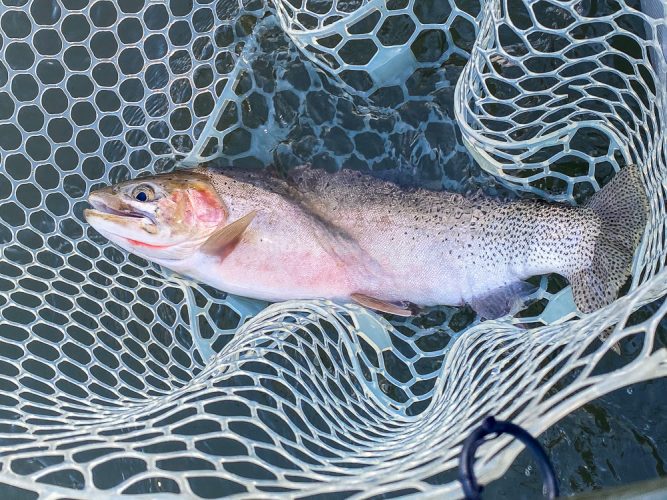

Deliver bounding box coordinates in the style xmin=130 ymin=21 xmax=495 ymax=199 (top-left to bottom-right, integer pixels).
xmin=458 ymin=416 xmax=559 ymax=499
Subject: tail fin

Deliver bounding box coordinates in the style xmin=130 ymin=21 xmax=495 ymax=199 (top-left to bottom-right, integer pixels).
xmin=569 ymin=166 xmax=649 ymax=313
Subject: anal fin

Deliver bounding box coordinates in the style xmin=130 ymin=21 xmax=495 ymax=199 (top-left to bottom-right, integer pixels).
xmin=470 ymin=281 xmax=537 ymax=320
xmin=351 ymin=293 xmax=416 ymax=317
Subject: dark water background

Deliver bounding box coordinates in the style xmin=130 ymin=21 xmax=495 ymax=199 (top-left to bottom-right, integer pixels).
xmin=490 ymin=301 xmax=667 ymax=498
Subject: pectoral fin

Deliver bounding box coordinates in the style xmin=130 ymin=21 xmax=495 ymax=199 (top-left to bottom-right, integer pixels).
xmin=201 ymin=210 xmax=257 ymax=256
xmin=351 ymin=293 xmax=416 ymax=317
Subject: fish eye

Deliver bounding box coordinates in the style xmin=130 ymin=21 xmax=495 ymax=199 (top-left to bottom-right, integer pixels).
xmin=132 ymin=185 xmax=155 ymax=202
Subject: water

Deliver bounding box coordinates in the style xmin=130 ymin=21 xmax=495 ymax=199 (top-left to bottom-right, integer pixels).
xmin=489 ymin=300 xmax=667 ymax=496
xmin=0 ymin=0 xmax=665 ymax=496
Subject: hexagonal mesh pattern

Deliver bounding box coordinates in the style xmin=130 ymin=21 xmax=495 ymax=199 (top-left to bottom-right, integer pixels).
xmin=0 ymin=0 xmax=665 ymax=498
xmin=273 ymin=0 xmax=478 ymax=94
xmin=452 ymin=0 xmax=667 ymax=289
xmin=456 ymin=0 xmax=665 ymax=204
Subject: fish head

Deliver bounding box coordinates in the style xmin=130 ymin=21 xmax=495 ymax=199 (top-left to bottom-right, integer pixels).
xmin=85 ymin=171 xmax=226 ymax=261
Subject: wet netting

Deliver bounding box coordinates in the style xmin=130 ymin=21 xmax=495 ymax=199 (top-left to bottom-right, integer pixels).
xmin=0 ymin=0 xmax=665 ymax=497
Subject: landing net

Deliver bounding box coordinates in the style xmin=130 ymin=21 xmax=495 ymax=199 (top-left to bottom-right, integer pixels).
xmin=0 ymin=0 xmax=665 ymax=497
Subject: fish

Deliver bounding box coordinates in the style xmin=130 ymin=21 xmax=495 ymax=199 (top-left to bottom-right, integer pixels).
xmin=84 ymin=165 xmax=648 ymax=319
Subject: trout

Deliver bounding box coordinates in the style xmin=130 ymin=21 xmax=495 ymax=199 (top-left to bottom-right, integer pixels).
xmin=84 ymin=166 xmax=648 ymax=318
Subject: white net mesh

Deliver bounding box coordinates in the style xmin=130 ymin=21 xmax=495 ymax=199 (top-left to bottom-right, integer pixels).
xmin=0 ymin=0 xmax=665 ymax=497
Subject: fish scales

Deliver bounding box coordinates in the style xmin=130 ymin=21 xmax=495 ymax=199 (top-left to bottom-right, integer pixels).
xmin=276 ymin=167 xmax=598 ymax=306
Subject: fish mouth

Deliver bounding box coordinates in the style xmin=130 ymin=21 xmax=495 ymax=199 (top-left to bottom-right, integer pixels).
xmin=85 ymin=194 xmax=156 ymax=225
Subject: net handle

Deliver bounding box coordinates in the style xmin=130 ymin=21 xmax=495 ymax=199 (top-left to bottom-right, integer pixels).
xmin=458 ymin=416 xmax=560 ymax=499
